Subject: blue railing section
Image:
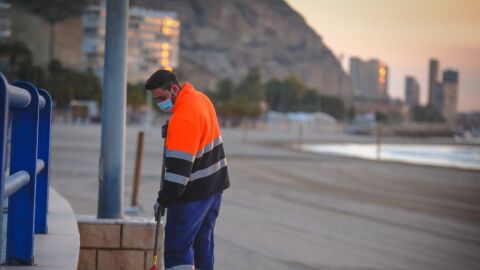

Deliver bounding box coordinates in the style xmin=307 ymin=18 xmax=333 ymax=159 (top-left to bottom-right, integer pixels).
xmin=0 ymin=73 xmax=52 ymax=265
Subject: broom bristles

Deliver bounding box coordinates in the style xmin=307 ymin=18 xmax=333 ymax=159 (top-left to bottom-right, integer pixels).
xmin=149 ymin=254 xmax=158 ymax=270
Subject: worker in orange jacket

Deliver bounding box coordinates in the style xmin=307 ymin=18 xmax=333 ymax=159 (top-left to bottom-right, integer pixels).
xmin=146 ymin=69 xmax=230 ymax=270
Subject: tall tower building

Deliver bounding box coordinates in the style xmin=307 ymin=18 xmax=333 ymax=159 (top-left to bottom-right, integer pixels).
xmin=83 ymin=4 xmax=180 ymax=83
xmin=405 ymin=76 xmax=420 ymax=107
xmin=349 ymin=57 xmax=364 ymax=97
xmin=442 ymin=70 xmax=459 ymax=125
xmin=349 ymin=57 xmax=388 ymax=100
xmin=432 ymin=82 xmax=444 ymax=113
xmin=428 ymin=59 xmax=439 ymax=106
xmin=377 ymin=60 xmax=389 ymax=99
xmin=0 ymin=1 xmax=11 ymax=39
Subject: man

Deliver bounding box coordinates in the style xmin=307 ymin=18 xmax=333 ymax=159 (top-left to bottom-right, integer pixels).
xmin=145 ymin=69 xmax=230 ymax=270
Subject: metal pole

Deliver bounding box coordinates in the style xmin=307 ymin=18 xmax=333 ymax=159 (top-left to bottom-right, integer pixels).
xmin=242 ymin=121 xmax=248 ymax=144
xmin=376 ymin=125 xmax=382 ymax=161
xmin=299 ymin=122 xmax=304 ymax=145
xmin=130 ymin=131 xmax=144 ymax=207
xmin=98 ymin=0 xmax=129 ymax=219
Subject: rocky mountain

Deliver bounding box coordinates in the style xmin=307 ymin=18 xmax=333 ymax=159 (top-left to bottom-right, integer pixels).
xmin=135 ymin=0 xmax=352 ymax=100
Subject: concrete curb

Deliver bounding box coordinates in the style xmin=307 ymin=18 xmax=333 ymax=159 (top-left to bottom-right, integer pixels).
xmin=2 ymin=188 xmax=80 ymax=269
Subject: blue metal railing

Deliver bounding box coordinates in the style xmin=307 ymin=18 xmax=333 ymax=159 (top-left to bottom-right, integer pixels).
xmin=0 ymin=73 xmax=52 ymax=265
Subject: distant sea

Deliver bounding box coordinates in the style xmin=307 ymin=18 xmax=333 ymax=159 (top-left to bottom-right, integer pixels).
xmin=298 ymin=143 xmax=480 ymax=171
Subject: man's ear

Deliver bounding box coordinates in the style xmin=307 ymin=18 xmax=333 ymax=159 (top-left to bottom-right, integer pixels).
xmin=172 ymin=84 xmax=180 ymax=96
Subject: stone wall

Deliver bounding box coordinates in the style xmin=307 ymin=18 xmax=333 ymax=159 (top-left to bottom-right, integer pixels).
xmin=77 ymin=216 xmax=164 ymax=270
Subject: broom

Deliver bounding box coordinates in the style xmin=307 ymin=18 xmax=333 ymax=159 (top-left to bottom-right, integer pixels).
xmin=150 ymin=121 xmax=168 ymax=270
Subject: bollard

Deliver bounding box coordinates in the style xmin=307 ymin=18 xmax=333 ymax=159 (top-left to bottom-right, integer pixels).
xmin=298 ymin=122 xmax=304 ymax=145
xmin=376 ymin=125 xmax=382 ymax=161
xmin=131 ymin=131 xmax=144 ymax=207
xmin=242 ymin=120 xmax=248 ymax=144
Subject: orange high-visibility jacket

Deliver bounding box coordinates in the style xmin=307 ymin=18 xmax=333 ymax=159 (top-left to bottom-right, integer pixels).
xmin=160 ymin=82 xmax=230 ymax=204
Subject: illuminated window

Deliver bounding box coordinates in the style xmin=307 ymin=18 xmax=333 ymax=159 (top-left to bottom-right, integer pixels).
xmin=161 ymin=59 xmax=170 ymax=66
xmin=161 ymin=51 xmax=170 ymax=58
xmin=162 ymin=26 xmax=171 ymax=35
xmin=378 ymin=67 xmax=386 ymax=76
xmin=164 ymin=17 xmax=174 ymax=26
xmin=162 ymin=43 xmax=170 ymax=50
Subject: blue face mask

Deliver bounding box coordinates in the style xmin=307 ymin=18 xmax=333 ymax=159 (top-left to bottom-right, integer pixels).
xmin=157 ymin=98 xmax=173 ymax=112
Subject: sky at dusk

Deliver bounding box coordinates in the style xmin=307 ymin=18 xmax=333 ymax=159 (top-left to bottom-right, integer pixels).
xmin=285 ymin=0 xmax=480 ymax=112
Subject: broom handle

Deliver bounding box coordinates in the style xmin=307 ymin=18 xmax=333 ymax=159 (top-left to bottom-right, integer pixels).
xmin=153 ymin=120 xmax=169 ymax=265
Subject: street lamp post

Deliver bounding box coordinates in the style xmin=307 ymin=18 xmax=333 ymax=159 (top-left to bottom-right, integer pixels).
xmin=98 ymin=0 xmax=129 ymax=219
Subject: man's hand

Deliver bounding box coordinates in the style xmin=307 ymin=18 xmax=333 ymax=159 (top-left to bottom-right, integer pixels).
xmin=153 ymin=202 xmax=165 ymax=221
xmin=156 ymin=184 xmax=185 ymax=209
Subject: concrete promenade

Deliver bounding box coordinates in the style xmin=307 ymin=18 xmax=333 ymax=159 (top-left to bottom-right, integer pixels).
xmin=50 ymin=123 xmax=480 ymax=270
xmin=2 ymin=188 xmax=80 ymax=270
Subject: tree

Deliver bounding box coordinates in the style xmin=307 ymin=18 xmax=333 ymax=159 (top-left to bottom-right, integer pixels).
xmin=236 ymin=67 xmax=264 ymax=102
xmin=412 ymin=105 xmax=445 ymax=123
xmin=1 ymin=42 xmax=103 ymax=109
xmin=301 ymin=89 xmax=318 ymax=112
xmin=265 ymin=78 xmax=283 ymax=111
xmin=0 ymin=41 xmax=34 ymax=80
xmin=211 ymin=69 xmax=347 ymax=123
xmin=127 ymin=83 xmax=147 ymax=108
xmin=281 ymin=75 xmax=305 ymax=112
xmin=216 ymin=78 xmax=235 ymax=101
xmin=265 ymin=76 xmax=311 ymax=112
xmin=216 ymin=101 xmax=233 ymax=126
xmin=43 ymin=60 xmax=101 ymax=108
xmin=347 ymin=106 xmax=356 ymax=122
xmin=375 ymin=111 xmax=388 ymax=124
xmin=253 ymin=73 xmax=347 ymax=119
xmin=229 ymin=96 xmax=262 ymax=126
xmin=15 ymin=0 xmax=90 ymax=62
xmin=319 ymin=95 xmax=345 ymax=120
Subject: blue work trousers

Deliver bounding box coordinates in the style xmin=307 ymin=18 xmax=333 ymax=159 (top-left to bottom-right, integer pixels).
xmin=164 ymin=192 xmax=222 ymax=270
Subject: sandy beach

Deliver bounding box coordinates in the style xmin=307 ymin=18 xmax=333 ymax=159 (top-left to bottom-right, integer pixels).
xmin=50 ymin=123 xmax=480 ymax=270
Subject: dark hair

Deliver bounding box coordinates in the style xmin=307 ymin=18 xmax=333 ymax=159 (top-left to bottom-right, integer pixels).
xmin=145 ymin=69 xmax=179 ymax=90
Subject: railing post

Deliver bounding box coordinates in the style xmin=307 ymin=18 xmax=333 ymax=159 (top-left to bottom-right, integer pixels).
xmin=0 ymin=74 xmax=9 ymax=261
xmin=6 ymin=81 xmax=39 ymax=265
xmin=35 ymin=89 xmax=52 ymax=234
